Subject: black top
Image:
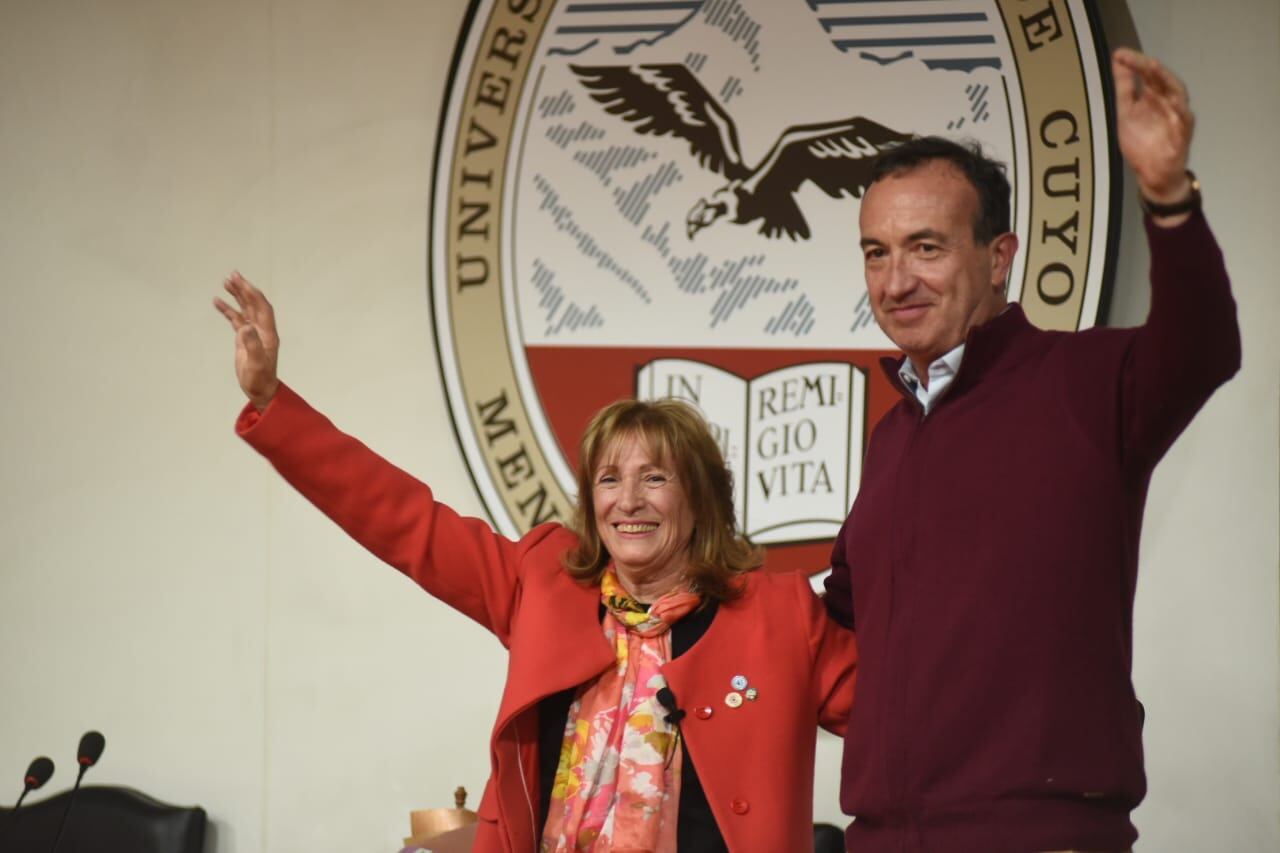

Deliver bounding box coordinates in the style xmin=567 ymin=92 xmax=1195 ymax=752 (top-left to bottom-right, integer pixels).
xmin=536 ymin=601 xmax=728 ymax=852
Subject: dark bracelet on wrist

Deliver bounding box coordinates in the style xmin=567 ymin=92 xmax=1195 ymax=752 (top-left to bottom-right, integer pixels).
xmin=1139 ymin=170 xmax=1201 ymax=217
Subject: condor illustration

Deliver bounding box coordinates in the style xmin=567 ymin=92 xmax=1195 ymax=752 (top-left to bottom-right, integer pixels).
xmin=570 ymin=63 xmax=914 ymax=240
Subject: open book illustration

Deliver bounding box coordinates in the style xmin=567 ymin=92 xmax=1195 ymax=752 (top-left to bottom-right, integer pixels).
xmin=636 ymin=359 xmax=867 ymax=545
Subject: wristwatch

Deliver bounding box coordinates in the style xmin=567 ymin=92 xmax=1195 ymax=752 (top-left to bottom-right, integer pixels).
xmin=1139 ymin=170 xmax=1201 ymax=217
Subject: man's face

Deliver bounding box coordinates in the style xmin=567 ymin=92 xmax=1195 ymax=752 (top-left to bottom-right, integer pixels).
xmin=859 ymin=160 xmax=1018 ymax=374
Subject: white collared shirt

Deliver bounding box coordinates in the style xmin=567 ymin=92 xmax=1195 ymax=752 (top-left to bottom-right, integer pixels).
xmin=898 ymin=343 xmax=966 ymax=415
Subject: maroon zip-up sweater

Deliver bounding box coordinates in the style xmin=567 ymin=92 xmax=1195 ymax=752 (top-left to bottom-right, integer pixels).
xmin=825 ymin=211 xmax=1240 ymax=853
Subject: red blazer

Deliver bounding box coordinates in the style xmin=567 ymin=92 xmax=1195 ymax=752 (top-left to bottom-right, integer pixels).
xmin=239 ymin=385 xmax=857 ymax=852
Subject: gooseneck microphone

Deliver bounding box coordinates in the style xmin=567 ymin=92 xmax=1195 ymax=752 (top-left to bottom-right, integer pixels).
xmin=75 ymin=732 xmax=105 ymax=773
xmin=16 ymin=757 xmax=55 ymax=808
xmin=3 ymin=756 xmax=55 ymax=841
xmin=49 ymin=731 xmax=105 ymax=853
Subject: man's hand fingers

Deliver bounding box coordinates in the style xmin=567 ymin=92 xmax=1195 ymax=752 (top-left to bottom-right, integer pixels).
xmin=1113 ymin=57 xmax=1137 ymax=116
xmin=1161 ymin=99 xmax=1192 ymax=135
xmin=1144 ymin=59 xmax=1188 ymax=104
xmin=1133 ymin=55 xmax=1191 ymax=119
xmin=1114 ymin=48 xmax=1188 ymax=109
xmin=1115 ymin=47 xmax=1161 ymax=79
xmin=1174 ymin=100 xmax=1195 ymax=135
xmin=1112 ymin=47 xmax=1195 ymax=146
xmin=1112 ymin=46 xmax=1152 ymax=90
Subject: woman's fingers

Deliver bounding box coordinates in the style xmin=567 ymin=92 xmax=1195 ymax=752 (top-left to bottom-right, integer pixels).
xmin=226 ymin=271 xmax=279 ymax=342
xmin=238 ymin=322 xmax=266 ymax=359
xmin=213 ymin=296 xmax=246 ymax=329
xmin=216 ymin=270 xmax=281 ymax=409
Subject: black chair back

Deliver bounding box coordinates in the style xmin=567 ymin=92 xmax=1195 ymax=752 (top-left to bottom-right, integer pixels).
xmin=814 ymin=821 xmax=846 ymax=853
xmin=0 ymin=785 xmax=205 ymax=853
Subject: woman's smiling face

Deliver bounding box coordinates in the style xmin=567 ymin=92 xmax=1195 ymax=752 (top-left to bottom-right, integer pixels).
xmin=592 ymin=435 xmax=695 ymax=596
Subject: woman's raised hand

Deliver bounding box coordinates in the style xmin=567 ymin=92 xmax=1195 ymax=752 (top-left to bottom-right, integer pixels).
xmin=213 ymin=272 xmax=281 ymax=410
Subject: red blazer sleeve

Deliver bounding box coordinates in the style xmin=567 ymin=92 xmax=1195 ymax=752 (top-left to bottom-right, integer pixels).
xmin=236 ymin=383 xmax=552 ymax=645
xmin=794 ymin=573 xmax=857 ymax=735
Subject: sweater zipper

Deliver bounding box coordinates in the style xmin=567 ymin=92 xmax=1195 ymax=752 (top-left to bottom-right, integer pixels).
xmin=886 ymin=403 xmax=925 ymax=822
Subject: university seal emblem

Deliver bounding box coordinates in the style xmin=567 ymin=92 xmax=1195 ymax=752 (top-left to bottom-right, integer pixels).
xmin=430 ymin=0 xmax=1117 ymax=572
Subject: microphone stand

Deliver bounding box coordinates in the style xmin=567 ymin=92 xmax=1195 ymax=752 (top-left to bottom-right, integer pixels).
xmin=3 ymin=758 xmax=55 ymax=850
xmin=50 ymin=732 xmax=103 ymax=853
xmin=47 ymin=764 xmax=89 ymax=853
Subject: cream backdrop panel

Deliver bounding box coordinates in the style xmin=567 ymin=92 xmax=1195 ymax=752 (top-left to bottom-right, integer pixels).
xmin=0 ymin=1 xmax=1275 ymax=852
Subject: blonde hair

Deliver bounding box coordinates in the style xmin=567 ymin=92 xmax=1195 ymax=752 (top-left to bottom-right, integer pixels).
xmin=563 ymin=398 xmax=762 ymax=601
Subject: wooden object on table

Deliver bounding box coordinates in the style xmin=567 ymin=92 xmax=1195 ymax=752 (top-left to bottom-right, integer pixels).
xmin=411 ymin=823 xmax=477 ymax=853
xmin=402 ymin=786 xmax=478 ymax=848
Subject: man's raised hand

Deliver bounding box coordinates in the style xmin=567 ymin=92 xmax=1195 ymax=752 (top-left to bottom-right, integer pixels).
xmin=1113 ymin=47 xmax=1196 ymax=210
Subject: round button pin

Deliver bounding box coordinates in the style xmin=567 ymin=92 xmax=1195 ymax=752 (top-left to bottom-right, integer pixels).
xmin=730 ymin=674 xmax=748 ymax=690
xmin=744 ymin=688 xmax=758 ymax=701
xmin=730 ymin=798 xmax=750 ymax=815
xmin=695 ymin=706 xmax=714 ymax=720
xmin=724 ymin=691 xmax=743 ymax=708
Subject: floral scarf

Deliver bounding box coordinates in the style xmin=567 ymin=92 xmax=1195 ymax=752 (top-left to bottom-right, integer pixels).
xmin=540 ymin=569 xmax=701 ymax=852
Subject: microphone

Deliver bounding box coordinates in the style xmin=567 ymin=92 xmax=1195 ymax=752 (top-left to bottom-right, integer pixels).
xmin=76 ymin=732 xmax=105 ymax=771
xmin=4 ymin=757 xmax=55 ymax=840
xmin=20 ymin=757 xmax=55 ymax=802
xmin=655 ymin=687 xmax=685 ymax=724
xmin=49 ymin=731 xmax=105 ymax=853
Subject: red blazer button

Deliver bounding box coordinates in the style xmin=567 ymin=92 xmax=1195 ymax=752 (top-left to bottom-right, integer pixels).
xmin=695 ymin=706 xmax=714 ymax=720
xmin=730 ymin=798 xmax=750 ymax=815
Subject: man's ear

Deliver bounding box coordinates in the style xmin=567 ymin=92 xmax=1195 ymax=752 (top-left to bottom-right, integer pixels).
xmin=989 ymin=231 xmax=1020 ymax=290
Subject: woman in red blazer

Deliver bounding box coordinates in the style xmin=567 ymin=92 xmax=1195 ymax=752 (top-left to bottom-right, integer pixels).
xmin=216 ymin=273 xmax=856 ymax=852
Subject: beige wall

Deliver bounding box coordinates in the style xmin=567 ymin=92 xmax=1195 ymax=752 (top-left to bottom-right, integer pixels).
xmin=1112 ymin=1 xmax=1280 ymax=849
xmin=0 ymin=1 xmax=1275 ymax=851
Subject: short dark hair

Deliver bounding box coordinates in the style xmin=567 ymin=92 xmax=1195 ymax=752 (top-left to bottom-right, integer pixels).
xmin=869 ymin=136 xmax=1012 ymax=244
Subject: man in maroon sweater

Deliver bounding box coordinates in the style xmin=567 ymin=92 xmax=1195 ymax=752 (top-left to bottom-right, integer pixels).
xmin=823 ymin=49 xmax=1240 ymax=852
